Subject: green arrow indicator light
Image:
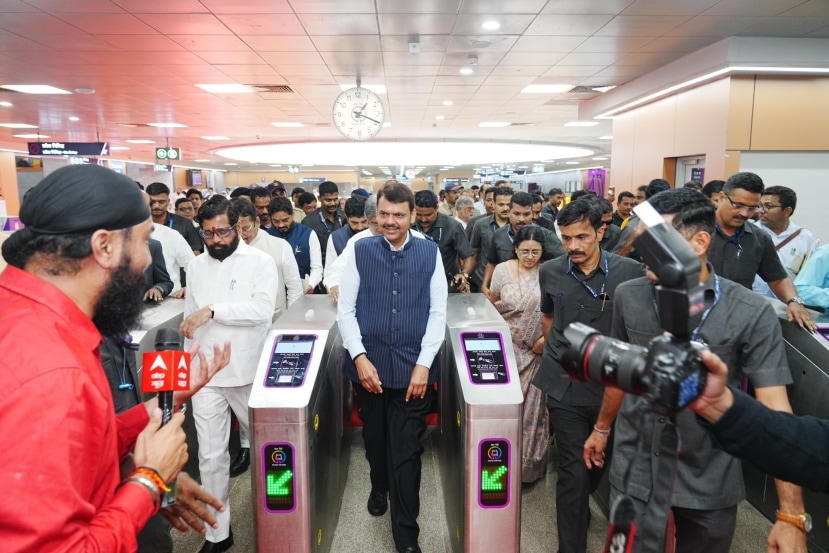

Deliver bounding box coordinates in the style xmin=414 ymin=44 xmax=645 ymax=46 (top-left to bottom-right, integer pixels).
xmin=481 ymin=466 xmax=507 ymax=491
xmin=267 ymin=471 xmax=293 ymax=496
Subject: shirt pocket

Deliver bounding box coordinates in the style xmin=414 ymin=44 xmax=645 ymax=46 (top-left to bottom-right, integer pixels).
xmin=228 ymin=280 xmax=254 ymax=300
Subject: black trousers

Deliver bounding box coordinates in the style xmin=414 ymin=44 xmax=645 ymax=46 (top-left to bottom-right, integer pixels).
xmin=548 ymin=393 xmax=611 ymax=553
xmin=354 ymin=383 xmax=433 ymax=549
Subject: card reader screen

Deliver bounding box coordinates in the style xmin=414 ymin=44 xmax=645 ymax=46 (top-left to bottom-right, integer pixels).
xmin=461 ymin=332 xmax=509 ymax=384
xmin=263 ymin=443 xmax=295 ymax=512
xmin=265 ymin=334 xmax=316 ymax=387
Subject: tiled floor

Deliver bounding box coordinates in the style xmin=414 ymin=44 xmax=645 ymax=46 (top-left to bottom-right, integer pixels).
xmin=172 ymin=427 xmax=774 ymax=552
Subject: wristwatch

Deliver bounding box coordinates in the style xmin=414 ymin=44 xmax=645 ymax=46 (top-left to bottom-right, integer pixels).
xmin=776 ymin=510 xmax=812 ymax=533
xmin=786 ymin=296 xmax=804 ymax=305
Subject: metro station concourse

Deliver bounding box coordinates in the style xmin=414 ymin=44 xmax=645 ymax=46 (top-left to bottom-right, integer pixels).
xmin=1 ymin=1 xmax=829 ymax=553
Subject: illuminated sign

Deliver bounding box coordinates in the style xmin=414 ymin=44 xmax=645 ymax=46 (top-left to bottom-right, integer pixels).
xmin=265 ymin=334 xmax=316 ymax=387
xmin=263 ymin=443 xmax=295 ymax=512
xmin=155 ymin=147 xmax=181 ymax=160
xmin=28 ymin=141 xmax=110 ymax=156
xmin=479 ymin=439 xmax=509 ymax=508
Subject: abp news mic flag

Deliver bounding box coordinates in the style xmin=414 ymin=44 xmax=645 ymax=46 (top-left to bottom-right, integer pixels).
xmin=141 ymin=328 xmax=190 ymax=506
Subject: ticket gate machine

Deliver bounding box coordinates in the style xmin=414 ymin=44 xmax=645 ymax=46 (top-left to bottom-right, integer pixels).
xmin=440 ymin=294 xmax=524 ymax=552
xmin=744 ymin=305 xmax=829 ymax=553
xmin=249 ymin=296 xmax=351 ymax=553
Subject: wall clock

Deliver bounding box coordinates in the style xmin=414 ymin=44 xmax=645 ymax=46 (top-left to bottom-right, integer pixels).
xmin=333 ymin=86 xmax=385 ymax=141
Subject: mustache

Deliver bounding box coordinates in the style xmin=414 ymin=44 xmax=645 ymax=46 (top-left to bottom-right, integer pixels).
xmin=568 ymin=251 xmax=586 ymax=257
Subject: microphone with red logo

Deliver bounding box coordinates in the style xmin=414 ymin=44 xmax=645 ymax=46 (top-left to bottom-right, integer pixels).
xmin=603 ymin=495 xmax=637 ymax=553
xmin=142 ymin=327 xmax=191 ymax=506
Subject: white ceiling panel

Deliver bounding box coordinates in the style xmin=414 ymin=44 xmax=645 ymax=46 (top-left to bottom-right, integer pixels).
xmin=453 ymin=14 xmax=535 ymax=35
xmin=216 ymin=13 xmax=306 ymax=35
xmin=525 ymin=15 xmax=614 ymax=35
xmin=665 ymin=16 xmax=766 ymax=37
xmin=446 ymin=34 xmax=519 ymax=52
xmin=378 ymin=14 xmax=458 ymax=35
xmin=702 ymin=0 xmax=809 ymax=17
xmin=381 ymin=34 xmax=451 ymax=53
xmin=297 ymin=13 xmax=378 ymax=35
xmin=376 ymin=0 xmax=461 ymax=14
xmin=594 ymin=15 xmax=692 ymax=37
xmin=289 ymin=0 xmax=376 ymax=14
xmin=511 ymin=35 xmax=588 ymax=52
xmin=741 ymin=16 xmax=829 ymax=36
xmin=310 ymin=35 xmax=382 ymax=51
xmin=621 ymin=0 xmax=718 ymax=17
xmin=573 ymin=35 xmax=654 ymax=53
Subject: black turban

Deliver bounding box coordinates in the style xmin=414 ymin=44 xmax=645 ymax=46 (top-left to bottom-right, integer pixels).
xmin=3 ymin=164 xmax=150 ymax=259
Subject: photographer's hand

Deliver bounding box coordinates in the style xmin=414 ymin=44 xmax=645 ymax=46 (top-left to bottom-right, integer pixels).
xmin=688 ymin=350 xmax=734 ymax=424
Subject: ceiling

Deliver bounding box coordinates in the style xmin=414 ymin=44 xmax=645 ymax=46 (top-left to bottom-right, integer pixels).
xmin=0 ymin=0 xmax=827 ymax=177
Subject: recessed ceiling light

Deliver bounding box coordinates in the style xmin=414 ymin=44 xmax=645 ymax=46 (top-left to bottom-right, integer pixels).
xmin=593 ymin=157 xmax=608 ymax=160
xmin=0 ymin=84 xmax=71 ymax=94
xmin=272 ymin=122 xmax=304 ymax=128
xmin=565 ymin=161 xmax=579 ymax=165
xmin=194 ymin=159 xmax=210 ymax=162
xmin=126 ymin=139 xmax=155 ymax=144
xmin=564 ymin=121 xmax=599 ymax=127
xmin=269 ymin=164 xmax=282 ymax=167
xmin=599 ymin=135 xmax=613 ymax=140
xmin=224 ymin=162 xmax=237 ymax=166
xmin=443 ymin=100 xmax=453 ymax=106
xmin=520 ymin=84 xmax=574 ymax=94
xmin=0 ymin=123 xmax=38 ymax=129
xmin=301 ymin=164 xmax=314 ymax=167
xmin=339 ymin=84 xmax=387 ymax=94
xmin=518 ymin=166 xmax=528 ymax=169
xmin=482 ymin=21 xmax=501 ymax=30
xmin=592 ymin=86 xmax=617 ymax=93
xmin=196 ymin=83 xmax=253 ymax=94
xmin=148 ymin=122 xmax=187 ymax=128
xmin=383 ymin=122 xmax=392 ymax=127
xmin=75 ymin=87 xmax=95 ymax=94
xmin=435 ymin=115 xmax=445 ymax=120
xmin=0 ymin=101 xmax=12 ymax=107
xmin=68 ymin=116 xmax=80 ymax=122
xmin=110 ymin=146 xmax=130 ymax=151
xmin=479 ymin=122 xmax=511 ymax=127
xmin=459 ymin=68 xmax=474 ymax=75
xmin=13 ymin=133 xmax=48 ymax=139
xmin=201 ymin=136 xmax=230 ymax=140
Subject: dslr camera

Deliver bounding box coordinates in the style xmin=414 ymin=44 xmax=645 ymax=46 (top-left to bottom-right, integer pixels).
xmin=561 ymin=202 xmax=710 ymax=417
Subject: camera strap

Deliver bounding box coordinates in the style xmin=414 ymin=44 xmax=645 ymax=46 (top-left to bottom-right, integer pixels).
xmin=638 ymin=419 xmax=680 ymax=553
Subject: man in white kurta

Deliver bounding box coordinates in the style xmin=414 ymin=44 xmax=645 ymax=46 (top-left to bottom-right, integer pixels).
xmin=233 ymin=199 xmax=302 ymax=319
xmin=180 ymin=197 xmax=277 ymax=550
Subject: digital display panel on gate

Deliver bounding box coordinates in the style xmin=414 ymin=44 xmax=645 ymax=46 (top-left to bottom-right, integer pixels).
xmin=478 ymin=438 xmax=510 ymax=508
xmin=263 ymin=443 xmax=295 ymax=512
xmin=461 ymin=331 xmax=509 ymax=384
xmin=264 ymin=334 xmax=316 ymax=387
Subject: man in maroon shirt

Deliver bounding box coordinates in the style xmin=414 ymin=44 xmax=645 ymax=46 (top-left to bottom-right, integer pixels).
xmin=0 ymin=164 xmax=230 ymax=553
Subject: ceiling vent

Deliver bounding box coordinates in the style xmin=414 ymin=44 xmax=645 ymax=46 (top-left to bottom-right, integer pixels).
xmin=567 ymin=86 xmax=610 ymax=94
xmin=247 ymin=84 xmax=294 ymax=93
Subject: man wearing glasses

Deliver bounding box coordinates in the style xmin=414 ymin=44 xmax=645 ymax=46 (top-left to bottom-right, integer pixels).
xmin=180 ymin=196 xmax=277 ymax=553
xmin=751 ymin=186 xmax=817 ymax=299
xmin=533 ymin=199 xmax=644 ymax=553
xmin=709 ymin=172 xmax=816 ymax=330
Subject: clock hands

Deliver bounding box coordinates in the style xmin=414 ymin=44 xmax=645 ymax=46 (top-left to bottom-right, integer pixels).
xmin=361 ymin=114 xmax=383 ymax=125
xmin=351 ymin=103 xmax=382 ymax=125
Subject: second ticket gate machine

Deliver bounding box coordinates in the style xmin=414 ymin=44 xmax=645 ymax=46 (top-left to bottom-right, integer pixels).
xmin=249 ymin=296 xmax=351 ymax=553
xmin=440 ymin=294 xmax=524 ymax=552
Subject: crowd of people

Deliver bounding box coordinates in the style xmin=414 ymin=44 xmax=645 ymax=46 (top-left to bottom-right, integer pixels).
xmin=2 ymin=165 xmax=828 ymax=553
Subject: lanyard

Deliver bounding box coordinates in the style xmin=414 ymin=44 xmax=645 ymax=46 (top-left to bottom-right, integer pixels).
xmin=651 ymin=274 xmax=721 ymax=344
xmin=419 ymin=225 xmax=442 ymax=243
xmin=167 ymin=215 xmax=174 ymax=229
xmin=568 ymin=251 xmax=610 ymax=300
xmin=318 ymin=210 xmax=334 ymax=233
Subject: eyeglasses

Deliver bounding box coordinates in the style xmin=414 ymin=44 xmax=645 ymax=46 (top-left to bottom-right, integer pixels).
xmin=517 ymin=249 xmax=542 ymax=257
xmin=238 ymin=223 xmax=256 ymax=233
xmin=759 ymin=203 xmax=783 ymax=211
xmin=177 ymin=206 xmax=194 ymax=212
xmin=724 ymin=194 xmax=761 ymax=213
xmin=199 ymin=226 xmax=235 ymax=239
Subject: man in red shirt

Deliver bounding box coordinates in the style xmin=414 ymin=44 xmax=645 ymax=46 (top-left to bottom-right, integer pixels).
xmin=0 ymin=164 xmax=230 ymax=553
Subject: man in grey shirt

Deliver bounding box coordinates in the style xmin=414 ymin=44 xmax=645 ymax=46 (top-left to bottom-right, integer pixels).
xmin=583 ymin=188 xmax=806 ymax=553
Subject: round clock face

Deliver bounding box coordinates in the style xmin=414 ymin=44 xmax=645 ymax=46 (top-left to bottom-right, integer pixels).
xmin=333 ymin=87 xmax=385 ymax=141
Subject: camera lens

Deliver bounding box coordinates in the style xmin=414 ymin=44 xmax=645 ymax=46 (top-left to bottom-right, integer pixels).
xmin=562 ymin=322 xmax=649 ymax=395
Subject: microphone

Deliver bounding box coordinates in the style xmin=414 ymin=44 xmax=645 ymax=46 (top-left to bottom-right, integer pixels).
xmin=142 ymin=327 xmax=191 ymax=506
xmin=603 ymin=495 xmax=637 ymax=553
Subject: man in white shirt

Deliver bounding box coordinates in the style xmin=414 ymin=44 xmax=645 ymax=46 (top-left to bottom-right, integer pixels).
xmin=232 ymin=198 xmax=302 ymax=319
xmin=324 ymin=195 xmax=369 ymax=279
xmin=752 ymin=185 xmax=817 ymax=299
xmin=179 ymin=197 xmax=277 ymax=553
xmin=454 ymin=195 xmax=475 ymax=230
xmin=152 ymin=222 xmax=195 ymax=297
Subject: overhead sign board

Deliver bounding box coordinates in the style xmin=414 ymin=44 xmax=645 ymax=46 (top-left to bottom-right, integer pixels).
xmin=155 ymin=147 xmax=181 ymax=160
xmin=28 ymin=142 xmax=110 ymax=156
